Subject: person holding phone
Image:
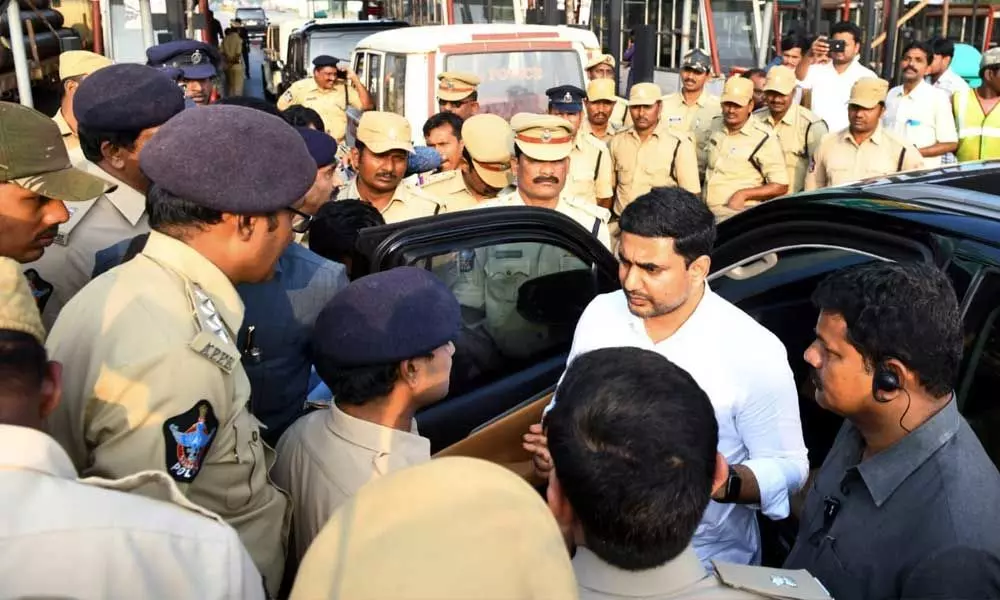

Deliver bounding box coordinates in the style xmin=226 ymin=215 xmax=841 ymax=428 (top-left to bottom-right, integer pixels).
xmin=278 ymin=55 xmax=374 ymax=145
xmin=795 ymin=21 xmax=877 ymax=133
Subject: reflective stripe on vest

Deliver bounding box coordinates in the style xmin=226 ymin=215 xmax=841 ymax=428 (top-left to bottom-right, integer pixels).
xmin=954 ymin=89 xmax=1000 ymax=161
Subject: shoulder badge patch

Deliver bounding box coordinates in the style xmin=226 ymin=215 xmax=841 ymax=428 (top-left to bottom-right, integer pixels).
xmin=163 ymin=400 xmax=218 ymax=483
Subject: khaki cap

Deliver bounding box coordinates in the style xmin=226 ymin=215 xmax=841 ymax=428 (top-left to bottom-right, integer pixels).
xmin=587 ymin=78 xmax=616 ymax=102
xmin=764 ymin=65 xmax=797 ymax=96
xmin=982 ymin=47 xmax=1000 ymax=69
xmin=461 ymin=114 xmax=514 ymax=189
xmin=59 ymin=50 xmax=112 ymax=80
xmin=437 ymin=71 xmax=480 ymax=102
xmin=510 ymin=112 xmax=574 ymax=161
xmin=0 ymin=257 xmax=45 ymax=344
xmin=289 ymin=457 xmax=578 ymax=600
xmin=586 ymin=53 xmax=615 ymax=70
xmin=721 ymin=75 xmax=754 ymax=106
xmin=628 ymin=82 xmax=662 ymax=106
xmin=849 ymin=77 xmax=889 ymax=108
xmin=0 ymin=102 xmax=114 ymax=202
xmin=356 ymin=111 xmax=414 ymax=154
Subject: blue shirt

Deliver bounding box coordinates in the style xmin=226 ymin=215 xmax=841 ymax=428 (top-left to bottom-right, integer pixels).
xmin=93 ymin=238 xmax=348 ymax=445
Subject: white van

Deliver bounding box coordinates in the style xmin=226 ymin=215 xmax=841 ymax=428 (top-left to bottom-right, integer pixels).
xmin=347 ymin=24 xmax=601 ymax=144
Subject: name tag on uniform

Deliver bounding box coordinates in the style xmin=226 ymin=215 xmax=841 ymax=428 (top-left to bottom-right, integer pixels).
xmin=667 ymin=116 xmax=683 ymax=125
xmin=189 ymin=331 xmax=238 ymax=374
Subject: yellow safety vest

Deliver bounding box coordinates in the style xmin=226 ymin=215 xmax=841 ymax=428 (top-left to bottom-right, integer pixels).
xmin=953 ymin=88 xmax=1000 ymax=162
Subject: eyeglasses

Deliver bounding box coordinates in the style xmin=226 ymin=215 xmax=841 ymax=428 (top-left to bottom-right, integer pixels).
xmin=439 ymin=98 xmax=473 ymax=110
xmin=287 ymin=206 xmax=313 ymax=234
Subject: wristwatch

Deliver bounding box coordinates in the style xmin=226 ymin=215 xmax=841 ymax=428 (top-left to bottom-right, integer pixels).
xmin=720 ymin=467 xmax=742 ymax=503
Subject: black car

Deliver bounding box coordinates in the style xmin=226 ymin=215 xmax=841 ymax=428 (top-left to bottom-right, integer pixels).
xmin=234 ymin=7 xmax=268 ymax=39
xmin=347 ymin=161 xmax=1000 ymax=564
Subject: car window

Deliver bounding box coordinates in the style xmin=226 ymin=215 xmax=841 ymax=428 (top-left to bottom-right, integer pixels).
xmin=366 ymin=53 xmax=382 ymax=109
xmin=384 ymin=53 xmax=406 ymax=115
xmin=957 ymin=272 xmax=1000 ymax=469
xmin=417 ymin=241 xmax=598 ymax=398
xmin=353 ymin=52 xmax=367 ymax=85
xmin=444 ymin=51 xmax=585 ymax=120
xmin=307 ymin=29 xmax=384 ymax=65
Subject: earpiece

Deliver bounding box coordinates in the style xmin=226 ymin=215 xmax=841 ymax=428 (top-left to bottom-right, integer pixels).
xmin=871 ymin=362 xmax=900 ymax=403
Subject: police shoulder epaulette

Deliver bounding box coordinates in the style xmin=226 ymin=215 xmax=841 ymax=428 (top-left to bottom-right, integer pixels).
xmin=186 ymin=284 xmax=238 ymax=374
xmin=419 ymin=169 xmax=461 ymax=188
xmin=799 ymin=105 xmax=824 ymax=124
xmin=582 ymin=132 xmax=606 ymax=150
xmin=565 ymin=196 xmax=611 ymax=221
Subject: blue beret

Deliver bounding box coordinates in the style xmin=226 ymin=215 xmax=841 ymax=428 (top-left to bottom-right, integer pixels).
xmin=74 ymin=64 xmax=185 ymax=131
xmin=312 ymin=267 xmax=461 ymax=367
xmin=546 ymin=84 xmax=586 ymax=112
xmin=406 ymin=146 xmax=442 ymax=176
xmin=147 ymin=40 xmax=220 ymax=80
xmin=296 ymin=127 xmax=336 ymax=168
xmin=140 ymin=105 xmax=316 ymax=213
xmin=312 ymin=55 xmax=340 ymax=68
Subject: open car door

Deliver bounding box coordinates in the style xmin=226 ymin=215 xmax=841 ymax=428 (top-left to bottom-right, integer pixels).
xmin=353 ymin=207 xmax=618 ymax=469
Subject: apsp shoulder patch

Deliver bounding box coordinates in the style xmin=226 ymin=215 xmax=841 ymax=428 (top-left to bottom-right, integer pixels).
xmin=163 ymin=400 xmax=218 ymax=483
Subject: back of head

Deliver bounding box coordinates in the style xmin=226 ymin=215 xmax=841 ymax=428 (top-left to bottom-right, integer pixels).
xmin=309 ymin=199 xmax=385 ymax=266
xmin=290 ymin=457 xmax=577 ymax=599
xmin=619 ymin=187 xmax=716 ymax=265
xmin=812 ymin=262 xmax=962 ymax=397
xmin=831 ymin=20 xmax=863 ymax=43
xmin=781 ymin=34 xmax=805 ymax=52
xmin=547 ymin=347 xmax=718 ymax=570
xmin=0 ymin=257 xmax=50 ymax=426
xmin=216 ymin=95 xmax=282 ymax=117
xmin=932 ymin=36 xmax=955 ymax=59
xmin=422 ymin=111 xmax=464 ymax=139
xmin=282 ymin=104 xmax=326 ymax=131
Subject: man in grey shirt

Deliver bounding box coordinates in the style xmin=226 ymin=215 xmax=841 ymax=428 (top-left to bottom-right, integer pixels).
xmin=785 ymin=262 xmax=1000 ymax=599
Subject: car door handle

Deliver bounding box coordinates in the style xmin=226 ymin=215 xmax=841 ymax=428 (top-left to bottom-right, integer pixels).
xmin=724 ymin=252 xmax=779 ymax=280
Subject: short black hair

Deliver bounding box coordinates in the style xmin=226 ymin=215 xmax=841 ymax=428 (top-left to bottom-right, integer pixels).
xmin=309 ymin=199 xmax=385 ymax=265
xmin=78 ymin=125 xmax=143 ymax=165
xmin=742 ymin=68 xmax=767 ymax=80
xmin=812 ymin=262 xmax=963 ymax=397
xmin=216 ymin=95 xmax=282 ymax=116
xmin=439 ymin=91 xmax=478 ymax=103
xmin=547 ymin=347 xmax=718 ymax=571
xmin=0 ymin=330 xmax=46 ymax=403
xmin=932 ymin=36 xmax=956 ymax=58
xmin=282 ymin=104 xmax=326 ymax=131
xmin=423 ymin=111 xmax=464 ymax=140
xmin=781 ymin=34 xmax=806 ymax=52
xmin=146 ymin=183 xmax=225 ymax=231
xmin=319 ymin=362 xmax=400 ymax=405
xmin=902 ymin=41 xmax=934 ymax=63
xmin=831 ymin=21 xmax=863 ymax=44
xmin=619 ymin=187 xmax=716 ymax=266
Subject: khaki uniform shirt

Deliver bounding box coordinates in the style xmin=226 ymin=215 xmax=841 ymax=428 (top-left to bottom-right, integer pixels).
xmin=568 ymin=131 xmax=614 ymax=204
xmin=580 ymin=118 xmax=618 ymax=144
xmin=575 ymin=546 xmax=819 ymax=600
xmin=221 ymin=32 xmax=243 ymax=65
xmin=805 ymin=126 xmax=925 ymax=190
xmin=339 ymin=177 xmax=447 ymax=223
xmin=272 ymin=405 xmax=430 ymax=562
xmin=609 ymin=124 xmax=701 ymax=215
xmin=661 ymin=90 xmax=722 ymax=172
xmin=485 ymin=190 xmax=611 ymax=248
xmin=0 ymin=425 xmax=266 ymax=600
xmin=754 ymin=105 xmax=828 ymax=193
xmin=45 ymin=231 xmax=290 ymax=596
xmin=23 ymin=167 xmax=148 ymax=329
xmin=413 ymin=169 xmax=482 ymax=211
xmin=704 ymin=118 xmax=789 ymax=220
xmin=277 ymin=77 xmax=363 ymax=142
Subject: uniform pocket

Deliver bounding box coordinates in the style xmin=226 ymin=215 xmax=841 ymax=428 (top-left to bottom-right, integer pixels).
xmin=485 ymin=256 xmax=532 ymax=304
xmin=225 ymin=413 xmax=259 ymax=510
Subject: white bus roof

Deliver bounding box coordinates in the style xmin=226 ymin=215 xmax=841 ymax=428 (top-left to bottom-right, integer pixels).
xmin=354 ymin=24 xmax=600 ymax=54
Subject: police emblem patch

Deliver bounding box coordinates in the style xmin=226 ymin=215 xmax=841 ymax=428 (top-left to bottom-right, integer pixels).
xmin=770 ymin=575 xmax=798 ymax=588
xmin=562 ymin=91 xmax=573 ymax=103
xmin=191 ymin=50 xmax=203 ymax=65
xmin=458 ymin=249 xmax=476 ymax=273
xmin=541 ymin=129 xmax=553 ymax=143
xmin=163 ymin=400 xmax=218 ymax=483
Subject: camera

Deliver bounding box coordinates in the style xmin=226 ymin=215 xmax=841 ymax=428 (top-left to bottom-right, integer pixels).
xmin=829 ymin=39 xmax=846 ymax=53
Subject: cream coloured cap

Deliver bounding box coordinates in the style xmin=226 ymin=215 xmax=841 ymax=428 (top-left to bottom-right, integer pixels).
xmin=721 ymin=75 xmax=754 ymax=106
xmin=59 ymin=50 xmax=112 ymax=81
xmin=627 ymin=82 xmax=662 ymax=106
xmin=586 ymin=53 xmax=615 ymax=70
xmin=982 ymin=47 xmax=1000 ymax=69
xmin=510 ymin=112 xmax=575 ymax=161
xmin=461 ymin=114 xmax=514 ymax=189
xmin=764 ymin=65 xmax=797 ymax=96
xmin=0 ymin=258 xmax=45 ymax=344
xmin=356 ymin=111 xmax=413 ymax=154
xmin=437 ymin=71 xmax=480 ymax=102
xmin=587 ymin=78 xmax=616 ymax=102
xmin=289 ymin=457 xmax=578 ymax=600
xmin=849 ymin=77 xmax=890 ymax=109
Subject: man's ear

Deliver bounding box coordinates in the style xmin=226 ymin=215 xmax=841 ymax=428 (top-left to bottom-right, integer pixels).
xmin=39 ymin=361 xmax=62 ymax=421
xmin=101 ymin=141 xmax=127 ymax=169
xmin=546 ymin=469 xmax=578 ymax=551
xmin=349 ymin=148 xmax=361 ymax=171
xmin=398 ymin=358 xmax=421 ymax=389
xmin=688 ymin=254 xmax=712 ymax=284
xmin=64 ymin=79 xmax=79 ymax=96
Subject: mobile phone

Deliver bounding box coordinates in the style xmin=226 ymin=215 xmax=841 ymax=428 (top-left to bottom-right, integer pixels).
xmin=829 ymin=39 xmax=846 ymax=53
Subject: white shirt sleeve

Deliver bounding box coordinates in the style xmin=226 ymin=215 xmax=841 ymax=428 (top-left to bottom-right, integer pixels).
xmin=736 ymin=351 xmax=810 ymax=520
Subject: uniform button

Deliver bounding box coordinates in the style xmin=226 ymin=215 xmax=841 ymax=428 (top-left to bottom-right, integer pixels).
xmin=252 ymin=430 xmax=259 ymax=443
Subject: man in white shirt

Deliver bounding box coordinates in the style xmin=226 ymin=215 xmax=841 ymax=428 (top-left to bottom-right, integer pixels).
xmin=0 ymin=257 xmax=265 ymax=600
xmin=525 ymin=187 xmax=808 ymax=566
xmin=884 ymin=41 xmax=958 ymax=169
xmin=928 ymin=36 xmax=971 ymax=97
xmin=796 ymin=21 xmax=877 ymax=133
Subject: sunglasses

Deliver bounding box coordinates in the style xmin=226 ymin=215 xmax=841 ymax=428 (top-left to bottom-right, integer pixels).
xmin=287 ymin=206 xmax=313 ymax=234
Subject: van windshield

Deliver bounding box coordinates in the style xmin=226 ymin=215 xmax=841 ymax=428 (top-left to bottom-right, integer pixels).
xmin=309 ymin=29 xmax=390 ymax=64
xmin=445 ymin=51 xmax=585 ymax=120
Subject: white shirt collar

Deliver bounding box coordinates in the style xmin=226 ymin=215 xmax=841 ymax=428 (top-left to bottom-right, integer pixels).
xmin=624 ymin=283 xmax=719 ymax=346
xmin=0 ymin=425 xmax=77 ymax=479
